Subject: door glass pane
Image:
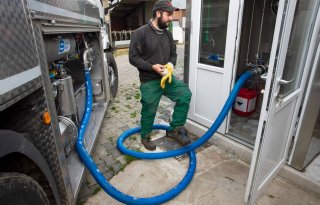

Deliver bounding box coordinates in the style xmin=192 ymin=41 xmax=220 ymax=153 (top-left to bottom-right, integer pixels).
xmin=198 ymin=0 xmax=229 ymax=67
xmin=279 ymin=0 xmax=319 ymax=97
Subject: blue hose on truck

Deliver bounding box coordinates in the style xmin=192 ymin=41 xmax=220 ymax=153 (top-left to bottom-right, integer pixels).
xmin=76 ymin=68 xmax=263 ymax=204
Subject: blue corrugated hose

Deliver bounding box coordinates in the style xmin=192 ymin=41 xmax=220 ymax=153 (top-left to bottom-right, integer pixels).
xmin=117 ymin=71 xmax=253 ymax=159
xmin=76 ymin=69 xmax=255 ymax=204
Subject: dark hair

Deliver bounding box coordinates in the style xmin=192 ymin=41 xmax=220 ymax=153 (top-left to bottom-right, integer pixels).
xmin=152 ymin=10 xmax=163 ymax=19
xmin=152 ymin=11 xmax=157 ymax=19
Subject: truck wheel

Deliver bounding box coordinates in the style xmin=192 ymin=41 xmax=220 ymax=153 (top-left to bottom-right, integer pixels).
xmin=106 ymin=52 xmax=119 ymax=98
xmin=0 ymin=172 xmax=49 ymax=205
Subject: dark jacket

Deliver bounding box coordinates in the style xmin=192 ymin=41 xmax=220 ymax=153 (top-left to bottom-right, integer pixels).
xmin=129 ymin=22 xmax=177 ymax=83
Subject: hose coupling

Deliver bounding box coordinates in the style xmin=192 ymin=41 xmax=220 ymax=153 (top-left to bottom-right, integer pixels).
xmin=249 ymin=65 xmax=266 ymax=77
xmin=83 ymin=48 xmax=94 ymax=70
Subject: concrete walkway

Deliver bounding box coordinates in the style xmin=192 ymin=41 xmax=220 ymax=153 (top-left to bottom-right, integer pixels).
xmin=85 ymin=145 xmax=320 ymax=205
xmin=79 ymin=45 xmax=320 ymax=205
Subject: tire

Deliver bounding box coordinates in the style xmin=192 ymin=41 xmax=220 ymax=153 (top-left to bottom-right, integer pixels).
xmin=0 ymin=172 xmax=49 ymax=205
xmin=105 ymin=52 xmax=119 ymax=98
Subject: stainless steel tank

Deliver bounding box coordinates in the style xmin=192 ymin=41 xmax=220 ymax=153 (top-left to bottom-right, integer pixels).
xmin=44 ymin=35 xmax=76 ymax=62
xmin=58 ymin=75 xmax=77 ymax=120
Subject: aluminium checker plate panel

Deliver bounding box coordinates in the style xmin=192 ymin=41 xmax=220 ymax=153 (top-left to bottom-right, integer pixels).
xmin=31 ymin=19 xmax=75 ymax=204
xmin=0 ymin=0 xmax=42 ymax=110
xmin=0 ymin=0 xmax=74 ymax=204
xmin=27 ymin=0 xmax=101 ymax=26
xmin=0 ymin=1 xmax=102 ymax=203
xmin=1 ymin=87 xmax=71 ymax=205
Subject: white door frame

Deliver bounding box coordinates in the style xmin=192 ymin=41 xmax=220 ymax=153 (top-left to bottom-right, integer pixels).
xmin=188 ymin=0 xmax=244 ymax=133
xmin=288 ymin=18 xmax=320 ymax=166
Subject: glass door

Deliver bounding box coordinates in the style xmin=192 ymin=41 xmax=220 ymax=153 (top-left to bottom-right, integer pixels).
xmin=245 ymin=0 xmax=320 ymax=203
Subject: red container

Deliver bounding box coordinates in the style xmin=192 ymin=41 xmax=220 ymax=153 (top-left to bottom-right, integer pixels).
xmin=233 ymin=88 xmax=257 ymax=116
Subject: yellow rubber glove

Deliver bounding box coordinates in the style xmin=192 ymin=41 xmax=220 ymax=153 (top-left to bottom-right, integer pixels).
xmin=160 ymin=63 xmax=173 ymax=89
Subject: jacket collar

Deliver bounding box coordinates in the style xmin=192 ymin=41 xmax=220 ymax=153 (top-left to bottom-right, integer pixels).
xmin=149 ymin=20 xmax=163 ymax=35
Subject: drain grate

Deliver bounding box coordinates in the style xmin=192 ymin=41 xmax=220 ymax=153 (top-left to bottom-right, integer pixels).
xmin=153 ymin=134 xmax=214 ymax=161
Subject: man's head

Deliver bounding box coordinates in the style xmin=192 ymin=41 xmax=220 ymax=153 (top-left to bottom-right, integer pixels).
xmin=152 ymin=0 xmax=179 ymax=29
xmin=152 ymin=0 xmax=179 ymax=12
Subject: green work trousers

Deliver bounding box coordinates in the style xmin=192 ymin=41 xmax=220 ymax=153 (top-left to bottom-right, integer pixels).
xmin=139 ymin=76 xmax=192 ymax=139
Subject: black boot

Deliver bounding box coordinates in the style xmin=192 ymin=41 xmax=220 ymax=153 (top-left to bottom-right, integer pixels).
xmin=141 ymin=135 xmax=156 ymax=151
xmin=166 ymin=126 xmax=191 ymax=146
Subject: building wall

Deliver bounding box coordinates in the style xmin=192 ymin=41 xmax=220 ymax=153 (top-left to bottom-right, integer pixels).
xmin=173 ymin=10 xmax=186 ymax=21
xmin=145 ymin=0 xmax=155 ymax=24
xmin=110 ymin=0 xmax=187 ymax=45
xmin=102 ymin=0 xmax=110 ymax=22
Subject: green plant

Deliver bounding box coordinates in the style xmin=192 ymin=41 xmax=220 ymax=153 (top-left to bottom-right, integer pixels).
xmin=124 ymin=155 xmax=137 ymax=164
xmin=92 ymin=186 xmax=101 ymax=195
xmin=134 ymin=147 xmax=143 ymax=152
xmin=108 ymin=137 xmax=114 ymax=145
xmin=130 ymin=111 xmax=137 ymax=118
xmin=119 ymin=164 xmax=126 ymax=172
xmin=134 ymin=92 xmax=140 ymax=99
xmin=85 ymin=179 xmax=90 ymax=185
xmin=111 ymin=106 xmax=119 ymax=113
xmin=76 ymin=200 xmax=85 ymax=205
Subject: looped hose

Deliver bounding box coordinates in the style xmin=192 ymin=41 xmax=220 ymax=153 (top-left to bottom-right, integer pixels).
xmin=76 ymin=70 xmax=197 ymax=205
xmin=77 ymin=70 xmax=255 ymax=204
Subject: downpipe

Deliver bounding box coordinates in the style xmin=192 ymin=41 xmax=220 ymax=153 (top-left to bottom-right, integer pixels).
xmin=76 ymin=67 xmax=265 ymax=204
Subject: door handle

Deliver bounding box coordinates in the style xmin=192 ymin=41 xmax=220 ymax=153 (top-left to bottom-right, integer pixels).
xmin=260 ymin=73 xmax=267 ymax=81
xmin=279 ymin=78 xmax=294 ymax=85
xmin=260 ymin=73 xmax=293 ymax=85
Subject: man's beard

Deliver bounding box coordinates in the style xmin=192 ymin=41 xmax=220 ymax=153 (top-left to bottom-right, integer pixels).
xmin=157 ymin=16 xmax=169 ymax=29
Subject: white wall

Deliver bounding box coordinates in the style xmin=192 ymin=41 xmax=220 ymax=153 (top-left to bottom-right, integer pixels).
xmin=172 ymin=20 xmax=184 ymax=43
xmin=172 ymin=0 xmax=186 ymax=9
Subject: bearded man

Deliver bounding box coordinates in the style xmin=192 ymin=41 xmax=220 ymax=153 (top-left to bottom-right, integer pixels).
xmin=129 ymin=0 xmax=192 ymax=150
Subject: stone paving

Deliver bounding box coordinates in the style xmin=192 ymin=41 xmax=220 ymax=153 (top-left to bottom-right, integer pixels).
xmin=77 ymin=44 xmax=187 ymax=203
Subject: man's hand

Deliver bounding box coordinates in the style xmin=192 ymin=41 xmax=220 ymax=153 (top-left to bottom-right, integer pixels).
xmin=152 ymin=64 xmax=165 ymax=75
xmin=160 ymin=63 xmax=174 ymax=89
